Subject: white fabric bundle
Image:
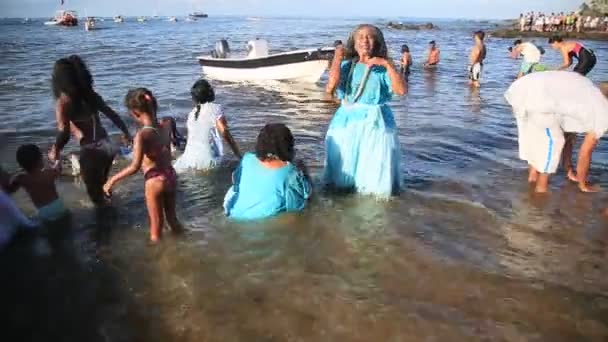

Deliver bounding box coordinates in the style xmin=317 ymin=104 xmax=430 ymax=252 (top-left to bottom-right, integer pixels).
xmin=505 ymin=71 xmax=608 ymax=137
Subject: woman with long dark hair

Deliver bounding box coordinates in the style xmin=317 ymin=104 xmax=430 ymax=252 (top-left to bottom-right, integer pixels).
xmin=49 ymin=55 xmax=132 ymax=205
xmin=324 ymin=24 xmax=406 ymax=197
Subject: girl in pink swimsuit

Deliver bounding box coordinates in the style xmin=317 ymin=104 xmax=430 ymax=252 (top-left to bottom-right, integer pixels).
xmin=103 ymin=88 xmax=183 ymax=242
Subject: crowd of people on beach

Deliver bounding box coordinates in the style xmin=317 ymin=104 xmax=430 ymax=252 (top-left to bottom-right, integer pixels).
xmin=520 ymin=12 xmax=608 ymax=33
xmin=1 ymin=22 xmax=607 ymax=246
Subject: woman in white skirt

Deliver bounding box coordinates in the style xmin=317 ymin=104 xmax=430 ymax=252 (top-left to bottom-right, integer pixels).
xmin=173 ymin=79 xmax=241 ymax=172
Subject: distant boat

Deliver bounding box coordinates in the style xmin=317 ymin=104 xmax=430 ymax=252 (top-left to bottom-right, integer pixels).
xmin=113 ymin=15 xmax=124 ymax=23
xmin=22 ymin=17 xmax=31 ymax=24
xmin=137 ymin=16 xmax=147 ymax=23
xmin=44 ymin=10 xmax=78 ymax=26
xmin=185 ymin=16 xmax=197 ymax=22
xmin=189 ymin=12 xmax=208 ymax=18
xmin=167 ymin=16 xmax=178 ymax=22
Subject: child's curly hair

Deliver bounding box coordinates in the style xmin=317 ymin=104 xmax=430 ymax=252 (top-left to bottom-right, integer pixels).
xmin=124 ymin=88 xmax=158 ymax=116
xmin=255 ymin=123 xmax=295 ymax=162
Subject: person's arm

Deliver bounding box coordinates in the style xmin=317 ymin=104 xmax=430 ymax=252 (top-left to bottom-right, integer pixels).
xmin=558 ymin=48 xmax=573 ymax=70
xmin=49 ymin=96 xmax=72 ymax=162
xmin=385 ymin=60 xmax=407 ymax=96
xmin=216 ymin=117 xmax=242 ymax=159
xmin=469 ymin=47 xmax=480 ymax=65
xmin=510 ymin=46 xmax=521 ymax=59
xmin=6 ymin=174 xmax=23 ymax=194
xmin=369 ymin=58 xmax=407 ymax=96
xmin=577 ymin=132 xmax=599 ymax=192
xmin=97 ymin=96 xmax=132 ymax=141
xmin=326 ymin=45 xmax=345 ymax=95
xmin=103 ymin=132 xmax=144 ymax=196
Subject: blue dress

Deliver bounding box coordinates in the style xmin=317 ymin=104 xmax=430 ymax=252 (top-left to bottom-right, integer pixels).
xmin=323 ymin=60 xmax=401 ymax=197
xmin=224 ymin=153 xmax=311 ymax=220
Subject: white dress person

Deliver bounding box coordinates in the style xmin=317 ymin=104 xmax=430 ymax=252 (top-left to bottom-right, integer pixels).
xmin=505 ymin=71 xmax=608 ymax=174
xmin=173 ymin=103 xmax=225 ymax=172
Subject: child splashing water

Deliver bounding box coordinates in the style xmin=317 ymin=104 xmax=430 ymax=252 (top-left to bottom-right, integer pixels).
xmin=103 ymin=88 xmax=183 ymax=242
xmin=7 ymin=145 xmax=69 ymax=222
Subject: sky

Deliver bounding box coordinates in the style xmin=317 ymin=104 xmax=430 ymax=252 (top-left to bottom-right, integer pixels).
xmin=0 ymin=0 xmax=584 ymax=19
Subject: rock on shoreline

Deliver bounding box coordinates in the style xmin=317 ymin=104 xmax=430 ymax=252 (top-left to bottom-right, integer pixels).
xmin=387 ymin=22 xmax=438 ymax=31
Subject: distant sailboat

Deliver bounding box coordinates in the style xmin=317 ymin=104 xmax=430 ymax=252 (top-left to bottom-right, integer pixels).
xmin=189 ymin=0 xmax=208 ymax=18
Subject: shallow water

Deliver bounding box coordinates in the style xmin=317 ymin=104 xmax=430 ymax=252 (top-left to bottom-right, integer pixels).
xmin=1 ymin=16 xmax=608 ymax=341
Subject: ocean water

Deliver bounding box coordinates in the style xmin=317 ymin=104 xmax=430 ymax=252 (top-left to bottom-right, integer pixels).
xmin=1 ymin=16 xmax=608 ymax=341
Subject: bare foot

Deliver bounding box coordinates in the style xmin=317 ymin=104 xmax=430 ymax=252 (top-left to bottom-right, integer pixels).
xmin=567 ymin=170 xmax=579 ymax=182
xmin=150 ymin=235 xmax=161 ymax=243
xmin=534 ymin=185 xmax=549 ymax=194
xmin=579 ymin=183 xmax=601 ymax=193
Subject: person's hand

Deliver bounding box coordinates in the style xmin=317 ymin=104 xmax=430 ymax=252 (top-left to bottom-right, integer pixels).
xmin=48 ymin=145 xmax=59 ymax=162
xmin=367 ymin=57 xmax=389 ymax=68
xmin=334 ymin=44 xmax=345 ymax=59
xmin=103 ymin=182 xmax=113 ymax=198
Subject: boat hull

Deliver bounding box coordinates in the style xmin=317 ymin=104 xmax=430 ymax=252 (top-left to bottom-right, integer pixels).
xmin=197 ymin=48 xmax=334 ymax=83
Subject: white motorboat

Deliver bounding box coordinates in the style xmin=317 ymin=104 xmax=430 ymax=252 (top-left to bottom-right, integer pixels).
xmin=197 ymin=39 xmax=335 ymax=83
xmin=44 ymin=10 xmax=78 ymax=26
xmin=137 ymin=16 xmax=147 ymax=23
xmin=113 ymin=15 xmax=124 ymax=23
xmin=167 ymin=16 xmax=178 ymax=22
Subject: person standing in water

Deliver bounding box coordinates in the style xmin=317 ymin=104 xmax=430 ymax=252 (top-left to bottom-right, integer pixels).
xmin=400 ymin=44 xmax=412 ymax=81
xmin=505 ymin=71 xmax=608 ymax=193
xmin=173 ymin=79 xmax=241 ymax=172
xmin=324 ymin=24 xmax=406 ymax=197
xmin=468 ymin=31 xmax=487 ymax=88
xmin=424 ymin=41 xmax=440 ymax=68
xmin=103 ymin=88 xmax=183 ymax=242
xmin=510 ymin=39 xmax=544 ymax=78
xmin=548 ymin=36 xmax=597 ymax=75
xmin=548 ymin=36 xmax=598 ymax=182
xmin=48 ymin=55 xmax=132 ymax=206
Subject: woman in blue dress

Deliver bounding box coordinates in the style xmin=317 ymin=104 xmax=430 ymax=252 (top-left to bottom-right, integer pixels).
xmin=324 ymin=24 xmax=407 ymax=197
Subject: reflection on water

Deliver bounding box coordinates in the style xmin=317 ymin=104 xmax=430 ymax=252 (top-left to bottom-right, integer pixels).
xmin=1 ymin=17 xmax=608 ymax=341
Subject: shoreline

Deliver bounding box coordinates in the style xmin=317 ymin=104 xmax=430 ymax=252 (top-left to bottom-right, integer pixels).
xmin=491 ymin=26 xmax=608 ymax=41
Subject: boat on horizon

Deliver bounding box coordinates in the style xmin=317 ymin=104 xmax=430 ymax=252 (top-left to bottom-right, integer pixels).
xmin=113 ymin=15 xmax=124 ymax=23
xmin=137 ymin=16 xmax=147 ymax=23
xmin=44 ymin=10 xmax=78 ymax=26
xmin=197 ymin=39 xmax=335 ymax=83
xmin=167 ymin=16 xmax=178 ymax=22
xmin=189 ymin=12 xmax=208 ymax=18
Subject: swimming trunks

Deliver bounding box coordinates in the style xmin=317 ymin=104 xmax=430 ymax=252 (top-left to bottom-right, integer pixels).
xmin=37 ymin=198 xmax=69 ymax=222
xmin=516 ymin=116 xmax=565 ymax=174
xmin=572 ymin=48 xmax=596 ymax=76
xmin=469 ymin=63 xmax=482 ymax=81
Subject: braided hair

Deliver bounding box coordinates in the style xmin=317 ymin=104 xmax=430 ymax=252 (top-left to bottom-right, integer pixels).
xmin=190 ymin=78 xmax=215 ymax=120
xmin=255 ymin=123 xmax=295 ymax=162
xmin=124 ymin=88 xmax=158 ymax=117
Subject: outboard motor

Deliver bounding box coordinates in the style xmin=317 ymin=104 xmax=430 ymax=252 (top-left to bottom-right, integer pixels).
xmin=211 ymin=39 xmax=230 ymax=59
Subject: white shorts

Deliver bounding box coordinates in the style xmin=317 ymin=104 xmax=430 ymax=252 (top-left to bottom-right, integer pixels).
xmin=469 ymin=63 xmax=482 ymax=81
xmin=516 ymin=117 xmax=565 ymax=174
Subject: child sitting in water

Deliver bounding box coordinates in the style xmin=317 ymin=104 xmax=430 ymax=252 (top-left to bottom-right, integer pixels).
xmin=223 ymin=123 xmax=311 ymax=220
xmin=103 ymin=88 xmax=183 ymax=242
xmin=6 ymin=144 xmax=69 ymax=222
